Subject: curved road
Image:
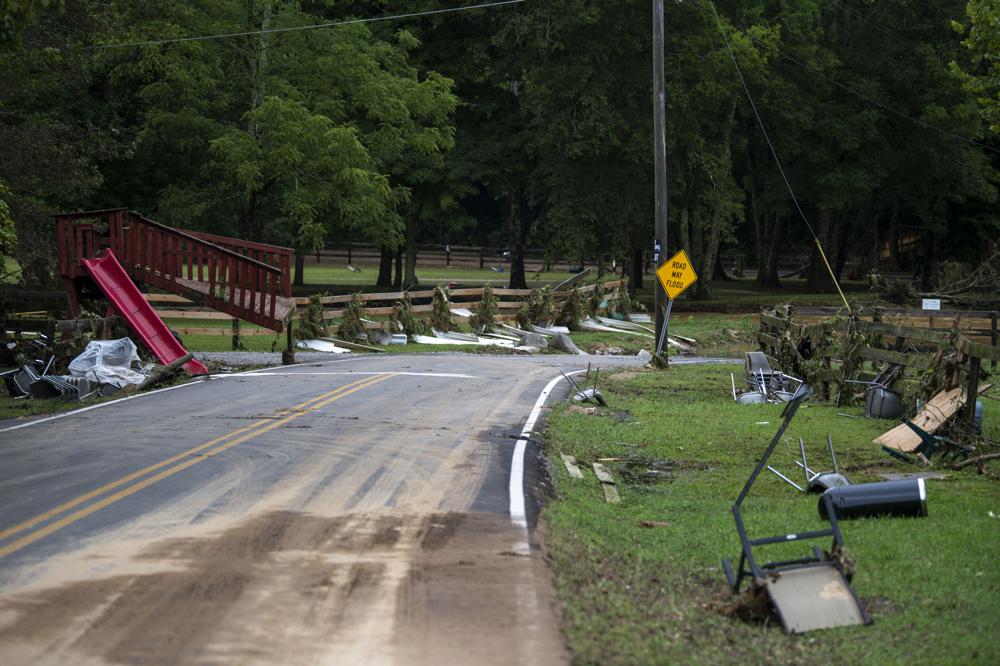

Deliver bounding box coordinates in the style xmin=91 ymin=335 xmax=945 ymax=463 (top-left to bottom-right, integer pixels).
xmin=0 ymin=353 xmax=657 ymax=665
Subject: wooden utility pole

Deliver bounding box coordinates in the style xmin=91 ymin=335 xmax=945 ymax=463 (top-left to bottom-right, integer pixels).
xmin=652 ymin=0 xmax=669 ymax=354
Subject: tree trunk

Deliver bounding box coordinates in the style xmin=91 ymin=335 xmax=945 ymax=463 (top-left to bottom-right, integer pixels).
xmin=679 ymin=204 xmax=692 ymax=254
xmin=747 ymin=145 xmax=766 ymax=275
xmin=507 ymin=190 xmax=528 ymax=289
xmin=629 ymin=246 xmax=643 ymax=293
xmin=404 ymin=219 xmax=418 ymax=290
xmin=760 ymin=213 xmax=782 ymax=288
xmin=695 ymin=209 xmax=724 ymax=300
xmin=293 ymin=252 xmax=305 ymax=286
xmin=808 ymin=209 xmax=835 ymax=292
xmin=920 ymin=227 xmax=935 ymax=292
xmin=393 ymin=250 xmax=403 ymax=290
xmin=376 ymin=245 xmax=392 ymax=288
xmin=713 ymin=251 xmax=732 ymax=281
xmin=888 ymin=204 xmax=901 ymax=270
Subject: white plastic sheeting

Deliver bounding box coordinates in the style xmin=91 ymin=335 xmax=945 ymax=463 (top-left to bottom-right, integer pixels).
xmin=68 ymin=338 xmax=147 ymax=388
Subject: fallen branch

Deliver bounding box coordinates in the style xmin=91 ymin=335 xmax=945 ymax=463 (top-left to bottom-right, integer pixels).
xmin=948 ymin=452 xmax=1000 ymax=471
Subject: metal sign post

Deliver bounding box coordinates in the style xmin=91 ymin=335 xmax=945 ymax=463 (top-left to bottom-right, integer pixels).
xmin=654 ymin=249 xmax=698 ymax=358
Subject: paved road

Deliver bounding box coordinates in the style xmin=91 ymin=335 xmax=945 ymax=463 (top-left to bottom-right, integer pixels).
xmin=0 ymin=353 xmax=655 ymax=665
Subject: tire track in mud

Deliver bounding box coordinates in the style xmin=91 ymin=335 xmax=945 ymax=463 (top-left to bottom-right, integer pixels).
xmin=0 ymin=509 xmax=567 ymax=665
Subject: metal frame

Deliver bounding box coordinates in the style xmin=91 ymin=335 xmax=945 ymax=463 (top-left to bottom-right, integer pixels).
xmin=721 ymin=382 xmax=872 ymax=630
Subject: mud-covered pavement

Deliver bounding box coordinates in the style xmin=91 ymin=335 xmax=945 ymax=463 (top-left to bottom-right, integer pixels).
xmin=0 ymin=354 xmax=641 ymax=664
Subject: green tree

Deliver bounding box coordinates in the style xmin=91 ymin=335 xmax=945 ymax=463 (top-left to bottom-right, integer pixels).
xmin=954 ymin=0 xmax=1000 ymax=133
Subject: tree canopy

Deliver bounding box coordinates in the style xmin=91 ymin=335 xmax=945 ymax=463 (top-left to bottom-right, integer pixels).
xmin=0 ymin=0 xmax=996 ymax=293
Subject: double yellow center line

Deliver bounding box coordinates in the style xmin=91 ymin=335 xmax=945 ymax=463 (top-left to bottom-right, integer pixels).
xmin=0 ymin=373 xmax=395 ymax=560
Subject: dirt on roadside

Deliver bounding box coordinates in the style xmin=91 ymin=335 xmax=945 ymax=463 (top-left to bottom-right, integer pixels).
xmin=0 ymin=510 xmax=568 ymax=666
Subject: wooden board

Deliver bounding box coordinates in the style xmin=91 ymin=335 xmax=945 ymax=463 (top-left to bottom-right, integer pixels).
xmin=592 ymin=462 xmax=615 ymax=484
xmin=175 ymin=327 xmax=275 ymax=336
xmin=560 ymin=454 xmax=584 ymax=479
xmin=875 ymin=387 xmax=965 ymax=451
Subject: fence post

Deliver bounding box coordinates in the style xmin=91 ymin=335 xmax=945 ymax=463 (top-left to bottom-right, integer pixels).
xmin=347 ymin=241 xmax=352 ymax=265
xmin=231 ymin=318 xmax=241 ymax=351
xmin=967 ymin=355 xmax=981 ymax=429
xmin=991 ymin=312 xmax=997 ymax=369
xmin=479 ymin=248 xmax=485 ymax=269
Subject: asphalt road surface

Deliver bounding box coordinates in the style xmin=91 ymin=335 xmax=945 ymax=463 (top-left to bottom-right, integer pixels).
xmin=0 ymin=353 xmax=658 ymax=665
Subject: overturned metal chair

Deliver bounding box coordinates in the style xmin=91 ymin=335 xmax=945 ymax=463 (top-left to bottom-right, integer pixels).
xmin=722 ymin=384 xmax=872 ymax=634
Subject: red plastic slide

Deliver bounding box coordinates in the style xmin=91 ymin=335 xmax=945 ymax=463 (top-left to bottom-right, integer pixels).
xmin=81 ymin=250 xmax=210 ymax=375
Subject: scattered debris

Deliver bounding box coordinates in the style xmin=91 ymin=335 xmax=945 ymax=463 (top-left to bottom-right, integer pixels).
xmin=550 ymin=332 xmax=584 ymax=355
xmin=875 ymin=385 xmax=990 ymax=459
xmin=879 ymin=472 xmax=948 ymax=481
xmin=560 ymin=453 xmax=584 ymax=479
xmin=139 ymin=352 xmax=194 ymax=391
xmin=818 ymin=478 xmax=927 ymax=520
xmin=296 ymin=339 xmax=350 ymax=353
xmin=318 ymin=336 xmax=384 ymax=353
xmin=592 ymin=462 xmax=620 ymax=503
xmin=563 ymin=367 xmax=607 ymax=407
xmin=721 ymin=384 xmax=872 ymax=634
xmin=637 ymin=520 xmax=671 ymax=529
xmin=519 ymin=332 xmax=549 ymax=349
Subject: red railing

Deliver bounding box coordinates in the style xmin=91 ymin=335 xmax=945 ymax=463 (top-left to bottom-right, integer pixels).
xmin=55 ymin=209 xmax=294 ymax=331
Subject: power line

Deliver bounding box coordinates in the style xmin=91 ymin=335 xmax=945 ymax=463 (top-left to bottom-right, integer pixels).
xmin=772 ymin=45 xmax=1000 ymax=155
xmin=701 ymin=1 xmax=817 ymax=240
xmin=23 ymin=0 xmax=527 ymax=52
xmin=683 ymin=0 xmax=998 ymax=156
xmin=703 ymin=0 xmax=851 ymax=310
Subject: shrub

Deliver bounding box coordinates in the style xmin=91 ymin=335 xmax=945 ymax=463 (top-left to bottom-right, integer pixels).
xmin=294 ymin=293 xmax=328 ymax=340
xmin=470 ymin=285 xmax=499 ymax=333
xmin=431 ymin=284 xmax=453 ymax=331
xmin=517 ymin=287 xmax=554 ymax=329
xmin=555 ymin=288 xmax=586 ymax=330
xmin=337 ymin=292 xmax=368 ymax=340
xmin=391 ymin=293 xmax=428 ymax=336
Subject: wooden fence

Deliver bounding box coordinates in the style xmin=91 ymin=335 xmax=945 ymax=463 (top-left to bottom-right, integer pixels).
xmin=147 ymin=280 xmax=624 ymax=343
xmin=757 ymin=305 xmax=998 ymax=428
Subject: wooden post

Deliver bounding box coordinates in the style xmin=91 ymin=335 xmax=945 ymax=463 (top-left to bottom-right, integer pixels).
xmin=991 ymin=312 xmax=997 ymax=369
xmin=479 ymin=247 xmax=485 ymax=269
xmin=282 ymin=318 xmax=295 ymax=365
xmin=347 ymin=241 xmax=352 ymax=265
xmin=967 ymin=355 xmax=981 ymax=430
xmin=231 ymin=318 xmax=241 ymax=351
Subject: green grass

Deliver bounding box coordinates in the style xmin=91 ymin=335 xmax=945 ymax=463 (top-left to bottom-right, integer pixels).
xmin=630 ymin=277 xmax=873 ymax=313
xmin=300 ymin=263 xmax=578 ymax=287
xmin=543 ymin=364 xmax=1000 ymax=665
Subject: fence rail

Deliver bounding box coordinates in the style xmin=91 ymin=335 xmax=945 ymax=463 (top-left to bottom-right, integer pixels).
xmin=143 ymin=280 xmax=625 ymax=346
xmin=757 ymin=305 xmax=997 ymax=426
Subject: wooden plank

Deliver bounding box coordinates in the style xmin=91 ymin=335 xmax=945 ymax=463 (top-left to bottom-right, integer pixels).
xmin=175 ymin=327 xmax=275 ymax=336
xmin=875 ymin=387 xmax=965 ymax=452
xmin=315 ymin=336 xmax=384 ymax=352
xmin=592 ymin=462 xmax=615 ymax=484
xmin=155 ymin=309 xmax=235 ymax=320
xmin=857 ymin=347 xmax=936 ymax=370
xmin=560 ymin=454 xmax=584 ymax=479
xmin=851 ymin=320 xmax=949 ymax=345
xmin=448 ymin=287 xmax=485 ymax=297
xmin=492 ymin=288 xmax=534 ymax=297
xmin=960 ymin=339 xmax=1000 ymax=363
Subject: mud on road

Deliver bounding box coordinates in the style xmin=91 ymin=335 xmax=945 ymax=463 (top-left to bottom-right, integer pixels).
xmin=0 ymin=509 xmax=567 ymax=665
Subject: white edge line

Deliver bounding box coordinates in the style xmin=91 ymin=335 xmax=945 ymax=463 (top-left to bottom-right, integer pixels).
xmin=509 ymin=370 xmax=586 ymax=531
xmin=0 ymin=354 xmax=387 ymax=434
xmin=0 ymin=380 xmax=202 ymax=434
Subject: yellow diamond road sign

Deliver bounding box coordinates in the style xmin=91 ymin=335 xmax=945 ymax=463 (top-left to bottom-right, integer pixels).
xmin=656 ymin=249 xmax=698 ymax=301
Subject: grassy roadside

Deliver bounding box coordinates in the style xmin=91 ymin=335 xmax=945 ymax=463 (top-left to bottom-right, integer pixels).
xmin=542 ymin=364 xmax=1000 ymax=665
